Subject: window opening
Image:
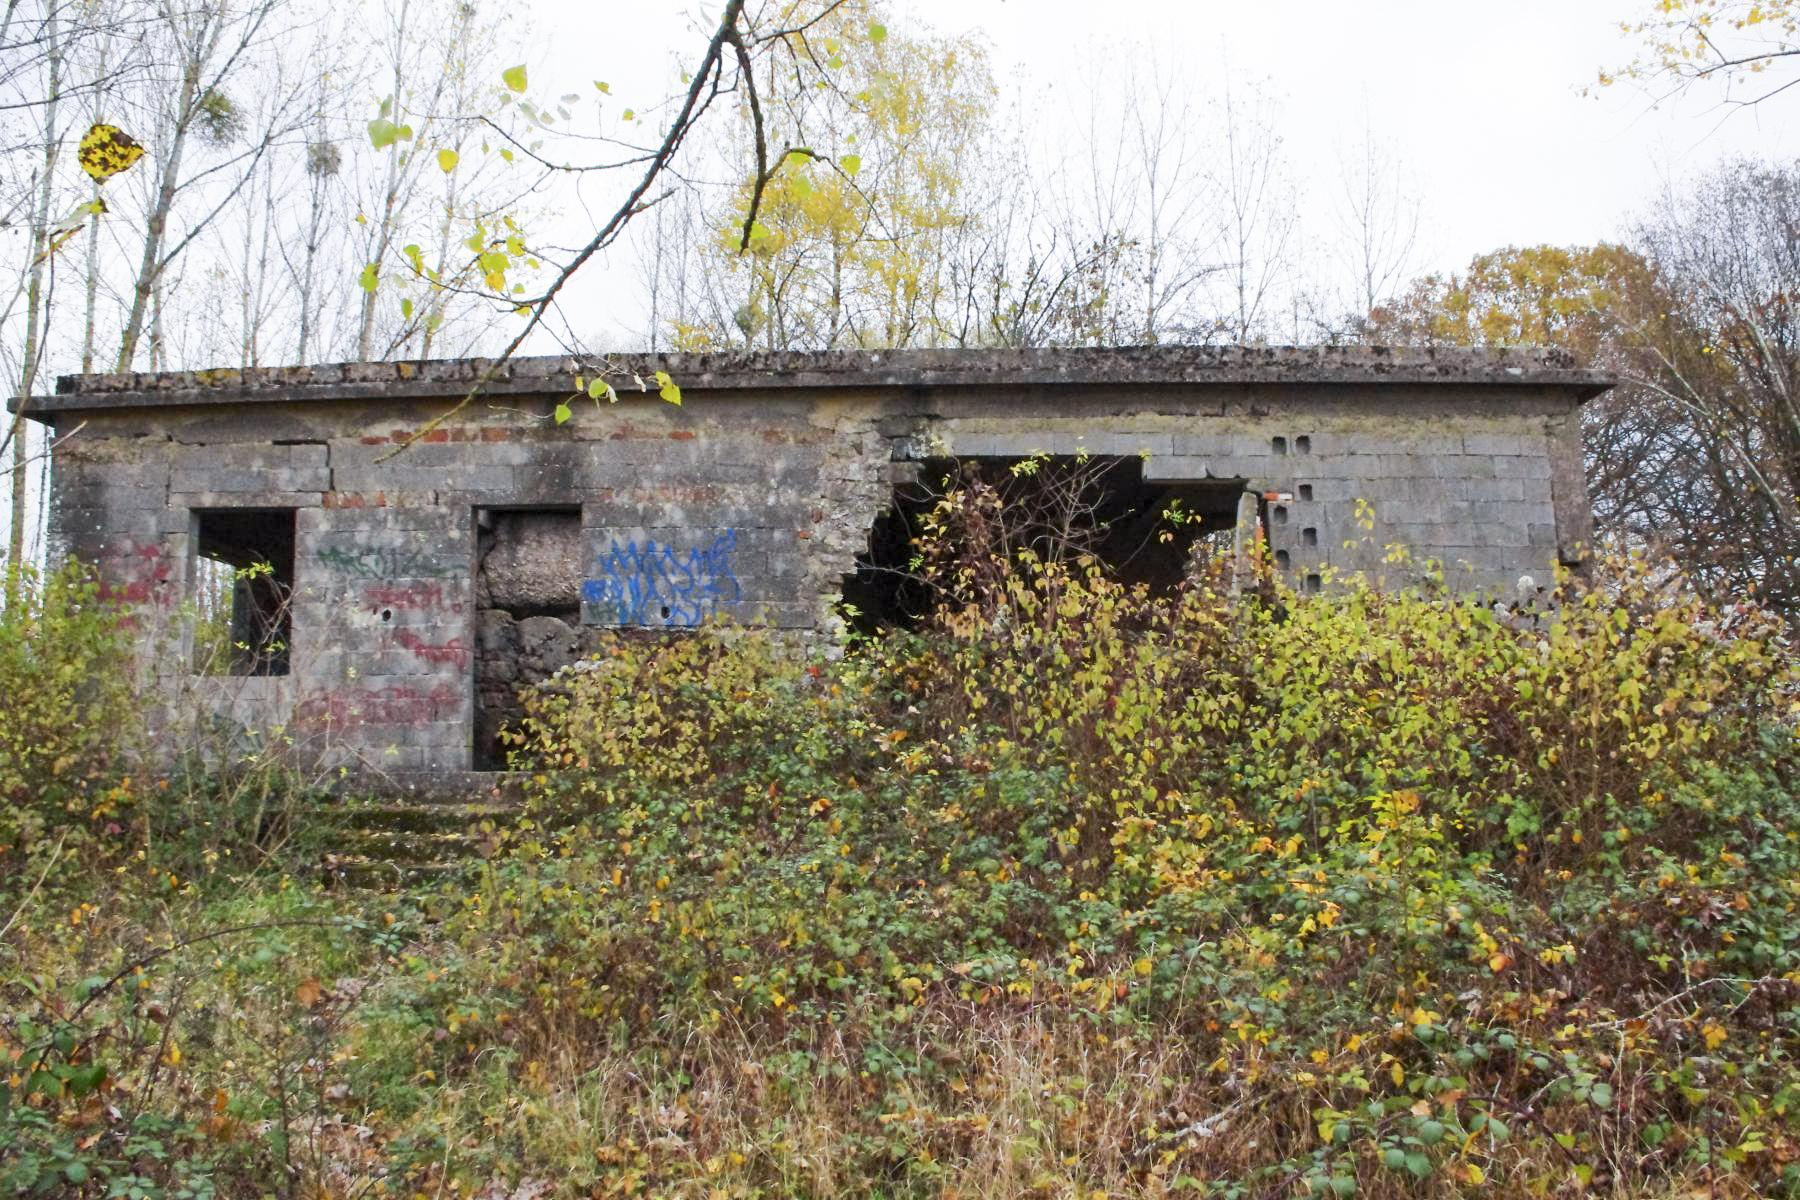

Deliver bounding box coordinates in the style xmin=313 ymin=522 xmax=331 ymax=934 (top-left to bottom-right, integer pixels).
xmin=193 ymin=508 xmax=296 ymax=676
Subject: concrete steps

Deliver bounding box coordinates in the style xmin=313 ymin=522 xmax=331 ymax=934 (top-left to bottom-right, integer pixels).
xmin=318 ymin=771 xmax=529 ymax=889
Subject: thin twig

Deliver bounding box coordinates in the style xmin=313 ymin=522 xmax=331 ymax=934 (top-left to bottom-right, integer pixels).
xmin=380 ymin=0 xmax=752 ymax=459
xmin=0 ymin=829 xmax=69 ymax=944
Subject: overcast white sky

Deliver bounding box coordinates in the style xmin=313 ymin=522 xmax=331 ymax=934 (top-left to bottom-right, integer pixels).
xmin=898 ymin=0 xmax=1795 ymax=253
xmin=535 ymin=0 xmax=1796 ymax=347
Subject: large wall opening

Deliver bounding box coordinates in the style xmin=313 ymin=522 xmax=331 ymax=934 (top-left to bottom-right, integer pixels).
xmin=842 ymin=456 xmax=1247 ymax=635
xmin=192 ymin=508 xmax=296 ymax=676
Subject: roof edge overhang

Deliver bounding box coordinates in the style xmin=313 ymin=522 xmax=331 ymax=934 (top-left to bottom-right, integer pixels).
xmin=12 ymin=345 xmax=1616 ymax=420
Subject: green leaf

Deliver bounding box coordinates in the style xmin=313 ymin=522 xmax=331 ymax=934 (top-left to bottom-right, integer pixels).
xmin=367 ymin=117 xmax=408 ymax=149
xmin=358 ymin=263 xmax=378 ymax=293
xmin=437 ymin=148 xmax=459 ymax=173
xmin=868 ymin=22 xmax=887 ymax=42
xmin=1590 ymin=1082 xmax=1614 ymax=1108
xmin=553 ymin=402 xmax=572 ymax=425
xmin=840 ymin=153 xmax=861 ymax=176
xmin=401 ymin=298 xmax=414 ymax=320
xmin=67 ymin=1063 xmax=105 ymax=1096
xmin=587 ymin=378 xmax=612 ymax=402
xmin=654 ymin=370 xmax=681 ymax=406
xmin=502 ymin=64 xmax=528 ymax=93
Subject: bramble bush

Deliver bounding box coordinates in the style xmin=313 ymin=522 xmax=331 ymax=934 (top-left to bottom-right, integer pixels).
xmin=0 ymin=556 xmax=341 ymax=902
xmin=0 ymin=563 xmax=408 ymax=1200
xmin=460 ymin=486 xmax=1800 ymax=1197
xmin=0 ymin=564 xmax=139 ymax=866
xmin=10 ymin=483 xmax=1796 ymax=1197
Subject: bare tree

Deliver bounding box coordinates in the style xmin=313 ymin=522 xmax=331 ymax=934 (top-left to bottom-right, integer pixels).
xmin=1329 ymin=114 xmax=1424 ymax=325
xmin=0 ymin=0 xmax=146 ymax=571
xmin=5 ymin=0 xmax=63 ymax=581
xmin=1625 ymin=157 xmax=1800 ymax=611
xmin=111 ymin=0 xmax=315 ymax=370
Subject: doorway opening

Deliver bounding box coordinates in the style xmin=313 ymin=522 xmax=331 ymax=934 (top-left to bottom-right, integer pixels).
xmin=473 ymin=507 xmax=589 ymax=769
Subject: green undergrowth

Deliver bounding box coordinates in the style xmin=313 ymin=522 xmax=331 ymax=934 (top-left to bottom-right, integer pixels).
xmin=4 ymin=543 xmax=1799 ymax=1197
xmin=455 ymin=549 xmax=1800 ymax=1197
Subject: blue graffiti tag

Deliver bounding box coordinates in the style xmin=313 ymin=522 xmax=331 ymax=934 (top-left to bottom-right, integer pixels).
xmin=580 ymin=531 xmax=742 ymax=627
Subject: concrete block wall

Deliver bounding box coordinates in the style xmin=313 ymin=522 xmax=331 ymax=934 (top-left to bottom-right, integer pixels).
xmin=935 ymin=387 xmax=1587 ymax=590
xmin=38 ymin=390 xmax=894 ymax=772
xmin=22 ymin=347 xmax=1609 ymax=777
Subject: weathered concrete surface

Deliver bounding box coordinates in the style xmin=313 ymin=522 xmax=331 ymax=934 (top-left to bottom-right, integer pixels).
xmin=476 ymin=510 xmax=583 ymax=612
xmin=16 ymin=346 xmax=1610 ymax=777
xmin=35 ymin=345 xmax=1610 ymax=406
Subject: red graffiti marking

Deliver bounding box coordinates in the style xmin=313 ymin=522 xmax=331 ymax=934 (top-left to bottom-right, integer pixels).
xmin=393 ymin=628 xmax=469 ymax=668
xmin=100 ymin=540 xmax=174 ymax=606
xmin=365 ymin=581 xmax=457 ymax=611
xmin=295 ymin=682 xmax=460 ymax=730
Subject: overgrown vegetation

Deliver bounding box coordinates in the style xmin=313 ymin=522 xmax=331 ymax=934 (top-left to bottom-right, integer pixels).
xmin=4 ymin=505 xmax=1798 ymax=1195
xmin=0 ymin=565 xmax=138 ymax=861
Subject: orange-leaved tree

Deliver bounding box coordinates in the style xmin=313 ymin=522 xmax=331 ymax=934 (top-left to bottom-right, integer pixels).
xmin=1368 ymin=231 xmax=1799 ymax=616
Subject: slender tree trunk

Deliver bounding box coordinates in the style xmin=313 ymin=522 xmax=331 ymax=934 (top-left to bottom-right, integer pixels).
xmin=80 ymin=177 xmax=101 ymax=371
xmin=8 ymin=0 xmax=62 ymax=592
xmin=296 ymin=130 xmax=328 ymax=364
xmin=356 ymin=0 xmax=411 ymax=362
xmin=79 ymin=24 xmax=118 ymax=374
xmin=116 ymin=36 xmax=203 ymax=371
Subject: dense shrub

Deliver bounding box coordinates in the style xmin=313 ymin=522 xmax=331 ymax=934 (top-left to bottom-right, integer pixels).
xmin=0 ymin=564 xmax=139 ymax=863
xmin=11 ymin=506 xmax=1795 ymax=1197
xmin=467 ymin=530 xmax=1800 ymax=1196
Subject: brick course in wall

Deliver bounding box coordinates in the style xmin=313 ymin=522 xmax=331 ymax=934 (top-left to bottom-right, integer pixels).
xmin=14 ymin=346 xmax=1610 ymax=777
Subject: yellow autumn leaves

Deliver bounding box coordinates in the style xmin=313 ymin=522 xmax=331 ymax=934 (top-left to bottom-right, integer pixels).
xmin=78 ymin=123 xmax=143 ymax=184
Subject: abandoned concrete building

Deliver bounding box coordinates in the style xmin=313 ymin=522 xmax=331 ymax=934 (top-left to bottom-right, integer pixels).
xmin=17 ymin=345 xmax=1609 ymax=777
